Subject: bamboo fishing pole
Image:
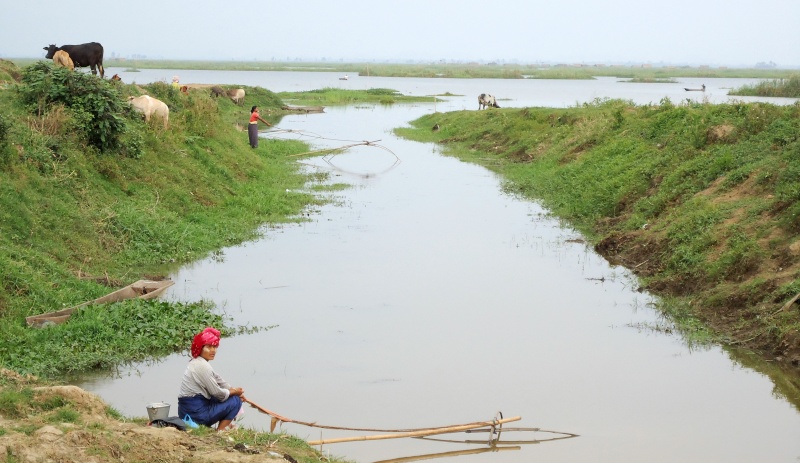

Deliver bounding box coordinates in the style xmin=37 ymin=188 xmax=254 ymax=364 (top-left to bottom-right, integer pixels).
xmin=307 ymin=416 xmax=521 ymax=446
xmin=243 ymin=398 xmax=295 ymax=432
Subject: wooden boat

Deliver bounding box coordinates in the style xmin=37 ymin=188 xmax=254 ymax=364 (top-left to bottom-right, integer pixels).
xmin=280 ymin=105 xmax=325 ymax=113
xmin=26 ymin=279 xmax=175 ymax=327
xmin=684 ymin=84 xmax=706 ymax=92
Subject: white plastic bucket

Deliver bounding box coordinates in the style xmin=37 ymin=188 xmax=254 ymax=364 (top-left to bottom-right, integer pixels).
xmin=146 ymin=402 xmax=170 ymax=421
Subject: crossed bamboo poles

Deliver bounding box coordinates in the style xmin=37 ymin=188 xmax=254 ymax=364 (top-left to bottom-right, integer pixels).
xmin=243 ymin=398 xmax=521 ymax=445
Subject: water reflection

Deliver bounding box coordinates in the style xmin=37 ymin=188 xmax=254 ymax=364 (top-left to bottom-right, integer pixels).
xmin=374 ymin=426 xmax=579 ymax=463
xmin=372 ymin=445 xmax=520 ymax=463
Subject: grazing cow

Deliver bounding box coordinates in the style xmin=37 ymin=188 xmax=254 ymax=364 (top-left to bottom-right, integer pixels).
xmin=127 ymin=95 xmax=169 ymax=128
xmin=179 ymin=85 xmax=188 ymax=94
xmin=43 ymin=42 xmax=104 ymax=78
xmin=226 ymin=88 xmax=245 ymax=105
xmin=110 ymin=74 xmax=122 ymax=82
xmin=52 ymin=50 xmax=74 ymax=70
xmin=210 ymin=86 xmax=225 ymax=98
xmin=478 ymin=93 xmax=500 ymax=110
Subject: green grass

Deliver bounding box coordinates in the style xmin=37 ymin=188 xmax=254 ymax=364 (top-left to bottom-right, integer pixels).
xmin=621 ymin=77 xmax=678 ymax=83
xmin=397 ymin=97 xmax=800 ymax=357
xmin=278 ymin=87 xmax=439 ymax=106
xmin=0 ymin=60 xmax=321 ymax=378
xmin=729 ymin=74 xmax=800 ymax=97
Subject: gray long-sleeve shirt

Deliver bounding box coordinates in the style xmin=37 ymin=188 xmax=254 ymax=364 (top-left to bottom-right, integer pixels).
xmin=178 ymin=357 xmax=231 ymax=402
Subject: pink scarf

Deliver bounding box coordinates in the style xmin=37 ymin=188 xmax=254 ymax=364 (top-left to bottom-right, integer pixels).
xmin=191 ymin=327 xmax=221 ymax=358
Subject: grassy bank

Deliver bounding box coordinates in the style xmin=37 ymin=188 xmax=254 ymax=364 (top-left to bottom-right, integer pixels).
xmin=398 ymin=99 xmax=800 ymax=372
xmin=729 ymin=74 xmax=800 ymax=98
xmin=0 ymin=60 xmax=420 ymax=463
xmin=0 ymin=59 xmax=322 ymax=378
xmin=0 ymin=369 xmax=338 ymax=463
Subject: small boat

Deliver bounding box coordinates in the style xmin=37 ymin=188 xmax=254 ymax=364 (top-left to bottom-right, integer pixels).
xmin=26 ymin=279 xmax=175 ymax=327
xmin=280 ymin=105 xmax=325 ymax=113
xmin=684 ymin=84 xmax=706 ymax=92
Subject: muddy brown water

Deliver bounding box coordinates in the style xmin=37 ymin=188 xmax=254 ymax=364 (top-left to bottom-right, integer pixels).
xmin=76 ymin=71 xmax=800 ymax=462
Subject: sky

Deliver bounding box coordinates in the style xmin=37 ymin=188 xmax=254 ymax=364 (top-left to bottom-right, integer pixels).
xmin=3 ymin=0 xmax=800 ymax=67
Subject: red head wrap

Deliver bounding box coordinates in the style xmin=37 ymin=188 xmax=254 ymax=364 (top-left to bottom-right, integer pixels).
xmin=191 ymin=327 xmax=221 ymax=358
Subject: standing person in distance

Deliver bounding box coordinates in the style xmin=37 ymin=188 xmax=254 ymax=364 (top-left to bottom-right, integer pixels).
xmin=249 ymin=105 xmax=272 ymax=148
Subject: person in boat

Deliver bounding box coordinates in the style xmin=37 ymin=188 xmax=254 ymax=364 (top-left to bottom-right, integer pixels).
xmin=178 ymin=327 xmax=245 ymax=431
xmin=248 ymin=105 xmax=272 ymax=148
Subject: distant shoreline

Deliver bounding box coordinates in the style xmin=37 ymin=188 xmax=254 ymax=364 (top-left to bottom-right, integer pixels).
xmin=6 ymin=57 xmax=799 ymax=80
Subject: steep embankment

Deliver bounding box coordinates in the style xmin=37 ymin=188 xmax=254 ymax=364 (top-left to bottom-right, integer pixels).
xmin=0 ymin=59 xmax=324 ymax=377
xmin=399 ymin=98 xmax=800 ymax=369
xmin=0 ymin=58 xmax=344 ymax=463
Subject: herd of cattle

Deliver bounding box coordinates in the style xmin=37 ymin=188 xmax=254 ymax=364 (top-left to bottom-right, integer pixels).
xmin=43 ymin=41 xmax=249 ymax=129
xmin=43 ymin=41 xmax=502 ymax=128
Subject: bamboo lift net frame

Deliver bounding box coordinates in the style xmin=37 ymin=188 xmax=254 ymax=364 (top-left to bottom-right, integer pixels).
xmin=244 ymin=400 xmax=577 ymax=449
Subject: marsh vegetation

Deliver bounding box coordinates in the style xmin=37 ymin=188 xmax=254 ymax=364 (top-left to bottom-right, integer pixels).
xmin=729 ymin=74 xmax=800 ymax=97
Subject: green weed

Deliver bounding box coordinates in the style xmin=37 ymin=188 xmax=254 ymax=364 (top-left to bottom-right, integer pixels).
xmin=47 ymin=408 xmax=81 ymax=424
xmin=0 ymin=388 xmax=33 ymax=418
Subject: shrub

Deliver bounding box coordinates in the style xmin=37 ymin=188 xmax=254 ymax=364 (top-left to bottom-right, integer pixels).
xmin=17 ymin=62 xmax=128 ymax=153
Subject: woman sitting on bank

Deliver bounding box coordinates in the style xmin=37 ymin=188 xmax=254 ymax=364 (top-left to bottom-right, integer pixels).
xmin=178 ymin=327 xmax=245 ymax=431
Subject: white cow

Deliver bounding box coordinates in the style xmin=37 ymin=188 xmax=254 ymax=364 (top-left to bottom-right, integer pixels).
xmin=127 ymin=95 xmax=169 ymax=128
xmin=226 ymin=88 xmax=245 ymax=105
xmin=52 ymin=50 xmax=74 ymax=70
xmin=478 ymin=93 xmax=499 ymax=110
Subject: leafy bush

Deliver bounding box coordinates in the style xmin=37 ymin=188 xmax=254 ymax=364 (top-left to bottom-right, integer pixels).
xmin=17 ymin=62 xmax=128 ymax=153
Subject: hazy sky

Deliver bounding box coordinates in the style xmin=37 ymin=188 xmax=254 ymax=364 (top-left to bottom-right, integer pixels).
xmin=3 ymin=0 xmax=799 ymax=67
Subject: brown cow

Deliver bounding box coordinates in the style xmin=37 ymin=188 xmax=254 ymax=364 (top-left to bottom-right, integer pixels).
xmin=52 ymin=50 xmax=74 ymax=70
xmin=210 ymin=86 xmax=225 ymax=98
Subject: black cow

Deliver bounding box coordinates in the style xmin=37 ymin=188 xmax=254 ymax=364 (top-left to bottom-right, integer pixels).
xmin=43 ymin=42 xmax=104 ymax=78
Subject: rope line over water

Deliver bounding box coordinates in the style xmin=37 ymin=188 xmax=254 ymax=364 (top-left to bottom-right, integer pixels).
xmin=261 ymin=129 xmax=401 ymax=161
